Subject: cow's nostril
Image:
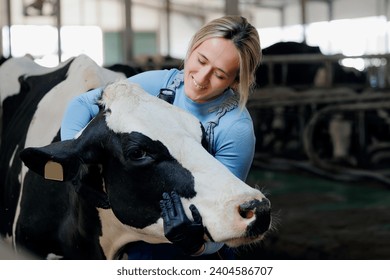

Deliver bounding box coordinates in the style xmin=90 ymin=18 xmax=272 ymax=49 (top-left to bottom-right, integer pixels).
xmin=239 ymin=198 xmax=271 ymax=236
xmin=239 ymin=199 xmax=263 ymax=219
xmin=239 ymin=208 xmax=254 ymax=219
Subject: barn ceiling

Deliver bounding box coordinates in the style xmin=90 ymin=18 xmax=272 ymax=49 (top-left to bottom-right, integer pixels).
xmin=133 ymin=0 xmax=332 ymax=14
xmin=131 ymin=0 xmax=387 ymax=25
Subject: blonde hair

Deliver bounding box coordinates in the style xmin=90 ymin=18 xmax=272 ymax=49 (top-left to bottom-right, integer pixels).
xmin=185 ymin=16 xmax=262 ymax=109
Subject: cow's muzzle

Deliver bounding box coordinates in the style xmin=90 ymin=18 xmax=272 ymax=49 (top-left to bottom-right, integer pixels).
xmin=239 ymin=198 xmax=271 ymax=237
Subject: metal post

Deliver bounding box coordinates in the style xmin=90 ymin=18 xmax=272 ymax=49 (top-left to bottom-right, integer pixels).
xmin=56 ymin=0 xmax=62 ymax=63
xmin=225 ymin=0 xmax=239 ymax=15
xmin=280 ymin=6 xmax=285 ymax=27
xmin=123 ymin=0 xmax=133 ymax=63
xmin=6 ymin=0 xmax=12 ymax=57
xmin=327 ymin=0 xmax=334 ymax=21
xmin=166 ymin=0 xmax=171 ymax=57
xmin=300 ymin=0 xmax=307 ymax=43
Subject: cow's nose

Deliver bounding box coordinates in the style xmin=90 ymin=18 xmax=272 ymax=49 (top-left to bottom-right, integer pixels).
xmin=239 ymin=198 xmax=271 ymax=236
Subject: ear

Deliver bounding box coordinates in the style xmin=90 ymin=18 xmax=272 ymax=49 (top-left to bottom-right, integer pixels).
xmin=20 ymin=111 xmax=111 ymax=182
xmin=20 ymin=140 xmax=85 ymax=182
xmin=230 ymin=80 xmax=239 ymax=93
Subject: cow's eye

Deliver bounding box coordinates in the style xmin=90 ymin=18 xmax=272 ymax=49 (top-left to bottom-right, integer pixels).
xmin=128 ymin=148 xmax=147 ymax=160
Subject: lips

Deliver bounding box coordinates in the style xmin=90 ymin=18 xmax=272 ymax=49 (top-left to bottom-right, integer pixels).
xmin=192 ymin=76 xmax=207 ymax=90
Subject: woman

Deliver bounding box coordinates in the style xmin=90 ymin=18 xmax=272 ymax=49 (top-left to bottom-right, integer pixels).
xmin=61 ymin=15 xmax=262 ymax=259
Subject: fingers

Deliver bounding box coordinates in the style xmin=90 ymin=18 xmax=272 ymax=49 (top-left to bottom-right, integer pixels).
xmin=160 ymin=194 xmax=171 ymax=228
xmin=170 ymin=191 xmax=188 ymax=221
xmin=160 ymin=191 xmax=200 ymax=223
xmin=161 ymin=192 xmax=176 ymax=218
xmin=189 ymin=204 xmax=202 ymax=224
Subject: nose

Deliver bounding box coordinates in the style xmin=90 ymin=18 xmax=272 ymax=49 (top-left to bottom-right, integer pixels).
xmin=239 ymin=198 xmax=271 ymax=236
xmin=196 ymin=67 xmax=212 ymax=84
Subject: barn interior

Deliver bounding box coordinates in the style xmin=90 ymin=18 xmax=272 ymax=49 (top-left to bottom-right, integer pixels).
xmin=1 ymin=0 xmax=390 ymax=260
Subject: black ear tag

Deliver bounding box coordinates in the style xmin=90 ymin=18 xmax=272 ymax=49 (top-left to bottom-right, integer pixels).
xmin=158 ymin=88 xmax=175 ymax=104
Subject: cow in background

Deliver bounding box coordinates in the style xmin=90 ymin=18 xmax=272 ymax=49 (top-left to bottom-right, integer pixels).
xmin=105 ymin=63 xmax=142 ymax=78
xmin=0 ymin=55 xmax=72 ymax=143
xmin=256 ymin=41 xmax=367 ymax=90
xmin=0 ymin=55 xmax=271 ymax=259
xmin=0 ymin=54 xmax=124 ymax=252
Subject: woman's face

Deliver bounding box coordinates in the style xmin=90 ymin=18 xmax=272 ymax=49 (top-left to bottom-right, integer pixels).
xmin=184 ymin=37 xmax=240 ymax=103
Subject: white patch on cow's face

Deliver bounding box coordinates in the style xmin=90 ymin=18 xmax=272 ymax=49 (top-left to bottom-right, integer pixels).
xmin=101 ymin=80 xmax=270 ymax=248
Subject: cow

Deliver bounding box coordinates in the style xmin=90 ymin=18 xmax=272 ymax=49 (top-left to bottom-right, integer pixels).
xmin=256 ymin=41 xmax=367 ymax=90
xmin=0 ymin=54 xmax=124 ymax=255
xmin=0 ymin=55 xmax=271 ymax=259
xmin=0 ymin=54 xmax=73 ymax=142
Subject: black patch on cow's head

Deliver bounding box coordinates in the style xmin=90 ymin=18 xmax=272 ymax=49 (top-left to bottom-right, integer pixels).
xmin=103 ymin=131 xmax=196 ymax=228
xmin=73 ymin=165 xmax=110 ymax=209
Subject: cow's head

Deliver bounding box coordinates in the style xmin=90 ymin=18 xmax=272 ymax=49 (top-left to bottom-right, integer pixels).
xmin=20 ymin=80 xmax=271 ymax=257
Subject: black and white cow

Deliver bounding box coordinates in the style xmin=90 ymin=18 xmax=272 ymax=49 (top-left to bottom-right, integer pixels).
xmin=256 ymin=41 xmax=367 ymax=89
xmin=0 ymin=54 xmax=123 ymax=256
xmin=0 ymin=55 xmax=62 ymax=141
xmin=0 ymin=55 xmax=271 ymax=259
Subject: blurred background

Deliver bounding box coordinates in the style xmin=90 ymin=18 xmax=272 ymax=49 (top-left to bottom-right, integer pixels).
xmin=1 ymin=0 xmax=390 ymax=260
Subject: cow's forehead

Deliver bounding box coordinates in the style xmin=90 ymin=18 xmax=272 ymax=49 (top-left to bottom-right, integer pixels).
xmin=101 ymin=80 xmax=203 ymax=144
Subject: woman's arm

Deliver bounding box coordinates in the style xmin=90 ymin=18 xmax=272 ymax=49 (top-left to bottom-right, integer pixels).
xmin=60 ymin=70 xmax=175 ymax=140
xmin=60 ymin=87 xmax=102 ymax=140
xmin=214 ymin=118 xmax=256 ymax=181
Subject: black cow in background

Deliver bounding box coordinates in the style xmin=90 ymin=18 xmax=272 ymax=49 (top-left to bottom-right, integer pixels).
xmin=257 ymin=41 xmax=322 ymax=87
xmin=256 ymin=41 xmax=367 ymax=90
xmin=105 ymin=63 xmax=142 ymax=78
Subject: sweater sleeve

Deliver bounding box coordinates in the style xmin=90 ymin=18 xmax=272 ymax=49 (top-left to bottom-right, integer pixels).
xmin=60 ymin=87 xmax=102 ymax=140
xmin=60 ymin=69 xmax=176 ymax=140
xmin=202 ymin=241 xmax=224 ymax=255
xmin=214 ymin=118 xmax=256 ymax=181
xmin=127 ymin=69 xmax=174 ymax=96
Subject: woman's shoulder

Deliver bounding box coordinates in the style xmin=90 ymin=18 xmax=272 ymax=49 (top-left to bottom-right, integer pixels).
xmin=128 ymin=68 xmax=180 ymax=83
xmin=215 ymin=92 xmax=253 ymax=123
xmin=211 ymin=95 xmax=254 ymax=141
xmin=220 ymin=107 xmax=253 ymax=133
xmin=127 ymin=68 xmax=182 ymax=96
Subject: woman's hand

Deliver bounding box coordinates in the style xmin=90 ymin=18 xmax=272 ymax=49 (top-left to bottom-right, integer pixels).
xmin=160 ymin=191 xmax=205 ymax=255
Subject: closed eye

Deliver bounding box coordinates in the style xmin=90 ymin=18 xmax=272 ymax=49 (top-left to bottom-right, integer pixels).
xmin=215 ymin=72 xmax=225 ymax=79
xmin=198 ymin=58 xmax=206 ymax=65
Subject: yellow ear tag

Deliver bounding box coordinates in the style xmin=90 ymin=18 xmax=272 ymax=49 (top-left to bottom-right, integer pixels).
xmin=44 ymin=161 xmax=64 ymax=181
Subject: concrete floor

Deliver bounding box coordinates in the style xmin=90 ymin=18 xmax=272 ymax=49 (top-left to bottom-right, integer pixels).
xmin=237 ymin=168 xmax=390 ymax=260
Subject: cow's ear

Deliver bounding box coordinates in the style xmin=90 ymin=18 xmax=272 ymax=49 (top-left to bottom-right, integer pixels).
xmin=20 ymin=140 xmax=83 ymax=182
xmin=20 ymin=113 xmax=108 ymax=181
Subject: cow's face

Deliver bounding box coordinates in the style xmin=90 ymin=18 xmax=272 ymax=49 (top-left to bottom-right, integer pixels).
xmin=21 ymin=80 xmax=271 ymax=254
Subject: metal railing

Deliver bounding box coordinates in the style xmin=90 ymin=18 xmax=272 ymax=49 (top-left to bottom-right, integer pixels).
xmin=260 ymin=53 xmax=390 ymax=89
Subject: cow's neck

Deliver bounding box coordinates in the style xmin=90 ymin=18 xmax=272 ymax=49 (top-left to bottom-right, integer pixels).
xmin=97 ymin=208 xmax=166 ymax=259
